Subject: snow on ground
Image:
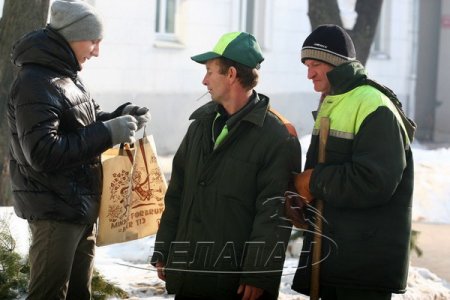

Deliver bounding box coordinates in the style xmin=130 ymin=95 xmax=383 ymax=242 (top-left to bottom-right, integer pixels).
xmin=410 ymin=146 xmax=450 ymax=223
xmin=92 ymin=235 xmax=450 ymax=300
xmin=3 ymin=140 xmax=450 ymax=299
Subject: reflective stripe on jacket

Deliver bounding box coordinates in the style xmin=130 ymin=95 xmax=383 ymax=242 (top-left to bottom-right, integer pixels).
xmin=292 ymin=61 xmax=414 ymax=294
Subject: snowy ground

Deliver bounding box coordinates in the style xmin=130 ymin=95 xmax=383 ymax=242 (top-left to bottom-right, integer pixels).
xmin=91 ymin=236 xmax=450 ymax=300
xmin=3 ymin=138 xmax=450 ymax=299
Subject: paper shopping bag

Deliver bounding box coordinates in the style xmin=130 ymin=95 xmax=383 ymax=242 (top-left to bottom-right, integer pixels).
xmin=97 ymin=135 xmax=167 ymax=246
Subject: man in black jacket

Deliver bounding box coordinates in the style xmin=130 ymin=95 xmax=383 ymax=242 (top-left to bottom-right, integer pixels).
xmin=7 ymin=1 xmax=150 ymax=299
xmin=289 ymin=24 xmax=415 ymax=300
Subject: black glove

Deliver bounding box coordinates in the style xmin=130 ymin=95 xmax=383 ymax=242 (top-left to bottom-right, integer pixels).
xmin=284 ymin=191 xmax=308 ymax=229
xmin=103 ymin=115 xmax=138 ymax=145
xmin=122 ymin=104 xmax=151 ymax=130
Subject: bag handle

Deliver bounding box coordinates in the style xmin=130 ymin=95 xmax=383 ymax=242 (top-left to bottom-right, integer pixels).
xmin=119 ymin=126 xmax=148 ymax=164
xmin=138 ymin=125 xmax=150 ymax=175
xmin=119 ymin=143 xmax=134 ymax=163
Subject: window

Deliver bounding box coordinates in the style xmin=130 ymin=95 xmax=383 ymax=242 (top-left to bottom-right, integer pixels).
xmin=155 ymin=0 xmax=179 ymax=41
xmin=240 ymin=0 xmax=255 ymax=34
xmin=235 ymin=0 xmax=272 ymax=49
xmin=371 ymin=0 xmax=391 ymax=58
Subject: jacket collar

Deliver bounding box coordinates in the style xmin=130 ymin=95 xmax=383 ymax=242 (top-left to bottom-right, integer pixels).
xmin=189 ymin=91 xmax=270 ymax=128
xmin=327 ymin=61 xmax=367 ymax=95
xmin=11 ymin=26 xmax=80 ymax=78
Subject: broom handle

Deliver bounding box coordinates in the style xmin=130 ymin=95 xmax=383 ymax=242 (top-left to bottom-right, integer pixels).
xmin=310 ymin=117 xmax=330 ymax=300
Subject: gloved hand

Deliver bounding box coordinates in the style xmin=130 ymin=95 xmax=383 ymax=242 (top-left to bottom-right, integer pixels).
xmin=122 ymin=104 xmax=151 ymax=130
xmin=284 ymin=191 xmax=308 ymax=229
xmin=293 ymin=169 xmax=314 ymax=204
xmin=103 ymin=115 xmax=138 ymax=145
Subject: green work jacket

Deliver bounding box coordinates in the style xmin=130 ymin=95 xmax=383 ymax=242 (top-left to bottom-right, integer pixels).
xmin=152 ymin=93 xmax=301 ymax=299
xmin=292 ymin=61 xmax=415 ymax=295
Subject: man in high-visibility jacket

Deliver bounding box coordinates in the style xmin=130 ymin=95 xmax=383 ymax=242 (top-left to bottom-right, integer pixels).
xmin=290 ymin=24 xmax=416 ymax=300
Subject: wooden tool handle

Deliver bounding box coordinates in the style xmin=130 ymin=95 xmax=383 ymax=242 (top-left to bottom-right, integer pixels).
xmin=310 ymin=117 xmax=330 ymax=300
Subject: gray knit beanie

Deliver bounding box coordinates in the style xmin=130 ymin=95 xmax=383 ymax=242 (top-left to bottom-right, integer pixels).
xmin=49 ymin=0 xmax=103 ymax=42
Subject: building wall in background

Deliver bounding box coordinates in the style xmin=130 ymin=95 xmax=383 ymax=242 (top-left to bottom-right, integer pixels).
xmin=0 ymin=0 xmax=420 ymax=153
xmin=436 ymin=0 xmax=450 ymax=142
xmin=80 ymin=0 xmax=417 ymax=153
xmin=414 ymin=0 xmax=441 ymax=142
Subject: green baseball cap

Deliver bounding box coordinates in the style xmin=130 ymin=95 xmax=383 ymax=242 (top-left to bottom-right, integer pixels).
xmin=191 ymin=32 xmax=264 ymax=69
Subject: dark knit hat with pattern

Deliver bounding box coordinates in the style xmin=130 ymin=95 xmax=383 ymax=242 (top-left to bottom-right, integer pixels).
xmin=301 ymin=24 xmax=356 ymax=66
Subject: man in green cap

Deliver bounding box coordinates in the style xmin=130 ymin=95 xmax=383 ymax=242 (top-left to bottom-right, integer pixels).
xmin=151 ymin=32 xmax=302 ymax=300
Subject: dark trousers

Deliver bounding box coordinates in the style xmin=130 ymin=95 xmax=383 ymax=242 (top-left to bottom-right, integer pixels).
xmin=321 ymin=286 xmax=392 ymax=300
xmin=174 ymin=291 xmax=275 ymax=300
xmin=27 ymin=220 xmax=96 ymax=300
xmin=175 ymin=297 xmax=211 ymax=300
xmin=175 ymin=295 xmax=240 ymax=300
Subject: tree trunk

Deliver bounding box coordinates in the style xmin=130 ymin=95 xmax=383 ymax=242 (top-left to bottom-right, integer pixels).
xmin=307 ymin=0 xmax=384 ymax=66
xmin=349 ymin=0 xmax=383 ymax=65
xmin=0 ymin=0 xmax=50 ymax=205
xmin=308 ymin=0 xmax=342 ymax=30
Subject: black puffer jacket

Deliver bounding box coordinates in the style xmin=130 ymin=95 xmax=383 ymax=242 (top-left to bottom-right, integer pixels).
xmin=8 ymin=26 xmax=124 ymax=224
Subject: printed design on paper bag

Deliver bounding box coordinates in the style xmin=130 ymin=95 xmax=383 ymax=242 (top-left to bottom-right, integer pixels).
xmin=130 ymin=159 xmax=165 ymax=209
xmin=106 ymin=160 xmax=165 ymax=224
xmin=107 ymin=169 xmax=131 ymax=221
